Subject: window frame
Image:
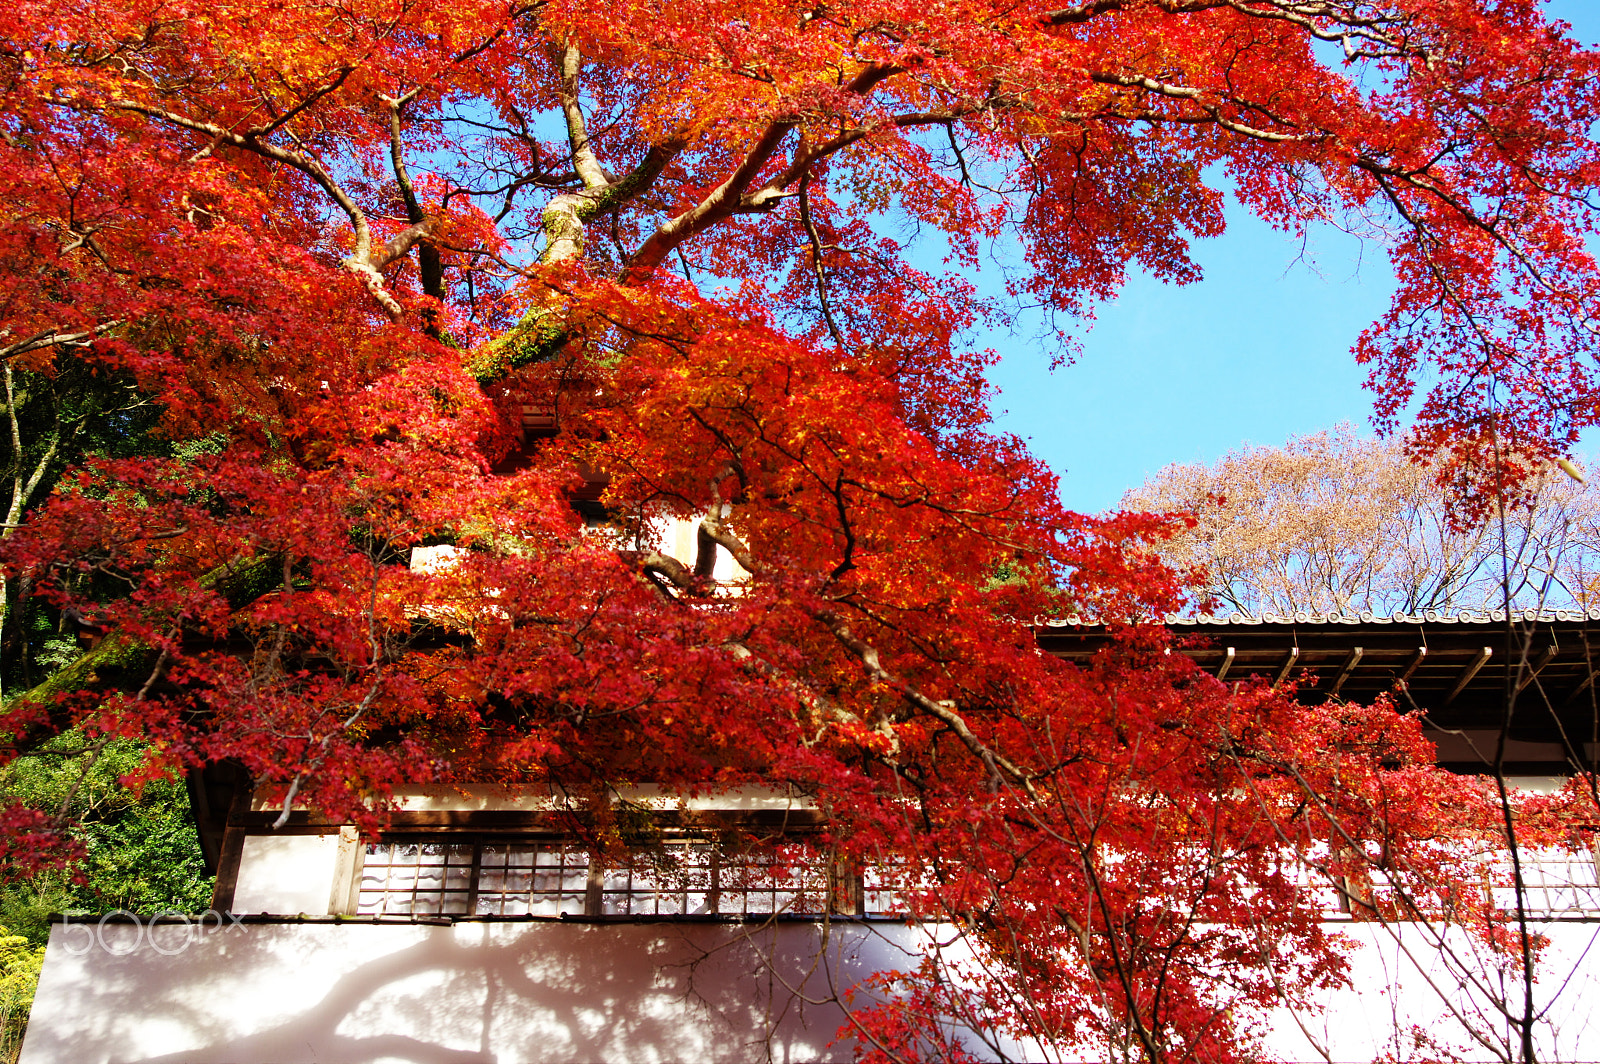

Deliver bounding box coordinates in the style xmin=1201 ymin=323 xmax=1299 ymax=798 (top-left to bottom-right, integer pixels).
xmin=347 ymin=833 xmax=877 ymax=919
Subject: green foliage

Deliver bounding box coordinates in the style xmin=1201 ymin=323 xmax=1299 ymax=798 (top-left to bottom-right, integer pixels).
xmin=0 ymin=364 xmax=221 ymax=1061
xmin=0 ymin=359 xmax=168 ymax=696
xmin=0 ymin=736 xmax=208 ymax=1061
xmin=27 ymin=638 xmax=76 ymax=678
xmin=0 ymin=928 xmax=43 ymax=1064
xmin=0 ymin=737 xmax=212 ymax=948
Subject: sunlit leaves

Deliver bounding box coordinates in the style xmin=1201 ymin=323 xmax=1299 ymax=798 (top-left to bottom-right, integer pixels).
xmin=2 ymin=0 xmax=1598 ymax=1056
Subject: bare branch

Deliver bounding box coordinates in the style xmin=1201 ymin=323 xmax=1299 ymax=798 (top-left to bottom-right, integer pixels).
xmin=558 ymin=44 xmax=610 ymax=192
xmin=0 ymin=320 xmax=124 ymax=362
xmin=108 ymin=100 xmax=409 ymax=318
xmin=797 ymin=171 xmax=847 ymax=351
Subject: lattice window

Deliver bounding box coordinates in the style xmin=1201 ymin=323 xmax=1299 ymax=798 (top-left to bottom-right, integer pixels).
xmin=1288 ymin=842 xmax=1600 ymax=922
xmin=599 ymin=842 xmax=717 ymax=915
xmin=861 ymin=859 xmax=913 ymax=916
xmin=1487 ymin=846 xmax=1600 ymax=918
xmin=587 ymin=841 xmax=833 ymax=915
xmin=707 ymin=845 xmax=832 ymax=916
xmin=478 ymin=842 xmax=590 ymax=916
xmin=355 ymin=837 xmax=857 ymax=917
xmin=357 ymin=841 xmax=474 ymax=915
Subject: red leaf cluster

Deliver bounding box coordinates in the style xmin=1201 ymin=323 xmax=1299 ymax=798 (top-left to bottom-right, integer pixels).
xmin=1 ymin=0 xmax=1596 ymax=1055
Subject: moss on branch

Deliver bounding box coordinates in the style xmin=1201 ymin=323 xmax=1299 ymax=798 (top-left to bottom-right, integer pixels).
xmin=5 ymin=554 xmax=282 ymax=720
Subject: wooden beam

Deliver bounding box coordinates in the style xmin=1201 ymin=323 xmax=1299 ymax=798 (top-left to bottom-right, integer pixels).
xmin=1329 ymin=647 xmax=1364 ymax=697
xmin=231 ymin=808 xmax=831 ymax=831
xmin=1562 ymin=670 xmax=1596 ymax=709
xmin=1273 ymin=646 xmax=1300 ymax=690
xmin=1215 ymin=646 xmax=1236 ymax=681
xmin=1445 ymin=647 xmax=1493 ymax=705
xmin=328 ymin=825 xmax=362 ymax=915
xmin=1514 ymin=644 xmax=1559 ymax=695
xmin=1397 ymin=646 xmax=1427 ymax=687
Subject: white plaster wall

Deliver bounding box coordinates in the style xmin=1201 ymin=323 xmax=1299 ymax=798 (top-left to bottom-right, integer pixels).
xmin=662 ymin=515 xmax=748 ymax=584
xmin=19 ymin=920 xmax=944 ymax=1064
xmin=22 ymin=916 xmax=1600 ymax=1063
xmin=232 ymin=834 xmax=341 ymax=915
xmin=1258 ymin=921 xmax=1600 ymax=1063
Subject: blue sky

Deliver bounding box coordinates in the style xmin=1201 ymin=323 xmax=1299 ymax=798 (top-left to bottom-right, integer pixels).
xmin=987 ymin=0 xmax=1600 ymax=514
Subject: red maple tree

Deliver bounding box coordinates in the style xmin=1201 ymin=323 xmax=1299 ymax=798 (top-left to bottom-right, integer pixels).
xmin=2 ymin=0 xmax=1598 ymax=1058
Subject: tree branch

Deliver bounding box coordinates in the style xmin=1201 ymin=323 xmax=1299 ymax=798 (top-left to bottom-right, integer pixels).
xmin=689 ymin=494 xmax=1034 ymax=792
xmin=109 ymin=101 xmax=407 ymax=318
xmin=620 ymin=117 xmax=798 ymax=282
xmin=0 ymin=321 xmax=124 ymax=362
xmin=558 ymin=44 xmax=610 ymax=193
xmin=1090 ymin=71 xmax=1312 ymax=143
xmin=811 ymin=604 xmax=1037 ymax=795
xmin=382 ymin=93 xmax=445 ymax=303
xmin=797 ymin=171 xmax=846 ymax=350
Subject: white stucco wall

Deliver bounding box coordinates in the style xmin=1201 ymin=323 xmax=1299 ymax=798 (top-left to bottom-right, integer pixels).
xmin=21 ymin=915 xmax=1600 ymax=1063
xmin=231 ymin=833 xmax=342 ymax=915
xmin=661 ymin=514 xmax=747 ymax=584
xmin=1258 ymin=921 xmax=1600 ymax=1063
xmin=413 ymin=519 xmax=749 ymax=587
xmin=19 ymin=919 xmax=943 ymax=1064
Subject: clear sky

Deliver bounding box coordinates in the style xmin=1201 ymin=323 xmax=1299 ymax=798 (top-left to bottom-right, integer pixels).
xmin=986 ymin=0 xmax=1600 ymax=515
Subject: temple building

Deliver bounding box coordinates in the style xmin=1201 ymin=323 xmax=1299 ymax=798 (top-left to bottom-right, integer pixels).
xmin=18 ymin=609 xmax=1600 ymax=1062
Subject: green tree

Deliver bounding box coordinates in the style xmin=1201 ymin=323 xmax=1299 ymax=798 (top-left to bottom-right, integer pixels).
xmin=0 ymin=928 xmax=43 ymax=1064
xmin=0 ymin=359 xmax=161 ymax=698
xmin=0 ymin=737 xmax=212 ymax=947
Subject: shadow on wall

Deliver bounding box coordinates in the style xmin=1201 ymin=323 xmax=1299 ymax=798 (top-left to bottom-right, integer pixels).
xmin=19 ymin=919 xmax=939 ymax=1064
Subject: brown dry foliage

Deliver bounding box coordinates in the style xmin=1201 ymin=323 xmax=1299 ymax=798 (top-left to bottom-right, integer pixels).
xmin=1122 ymin=427 xmax=1600 ymax=617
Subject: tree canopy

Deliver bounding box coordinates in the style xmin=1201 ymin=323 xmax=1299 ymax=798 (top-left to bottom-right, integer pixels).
xmin=3 ymin=0 xmax=1600 ymax=1058
xmin=1125 ymin=428 xmax=1600 ymax=617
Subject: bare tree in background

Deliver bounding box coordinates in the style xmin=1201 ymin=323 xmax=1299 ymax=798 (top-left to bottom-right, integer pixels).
xmin=1122 ymin=427 xmax=1600 ymax=617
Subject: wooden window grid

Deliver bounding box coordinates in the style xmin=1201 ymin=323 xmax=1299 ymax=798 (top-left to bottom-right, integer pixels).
xmin=354 ymin=837 xmax=889 ymax=918
xmin=342 ymin=836 xmax=1600 ymax=923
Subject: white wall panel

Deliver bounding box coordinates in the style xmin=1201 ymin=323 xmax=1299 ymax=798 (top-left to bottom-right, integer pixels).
xmin=20 ymin=920 xmax=940 ymax=1064
xmin=232 ymin=834 xmax=341 ymax=915
xmin=21 ymin=916 xmax=1600 ymax=1063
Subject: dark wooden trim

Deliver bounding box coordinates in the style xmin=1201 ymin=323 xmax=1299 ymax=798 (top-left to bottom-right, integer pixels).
xmin=1038 ymin=618 xmax=1600 ymax=739
xmin=185 ymin=768 xmax=219 ymax=871
xmin=1215 ymin=646 xmax=1235 ymax=681
xmin=230 ymin=807 xmax=828 ymax=833
xmin=1272 ymin=647 xmax=1299 ymax=690
xmin=1563 ymin=670 xmax=1597 ymax=708
xmin=210 ymin=772 xmax=255 ymax=912
xmin=1328 ymin=647 xmax=1364 ymax=697
xmin=210 ymin=825 xmax=246 ymax=913
xmin=187 ymin=760 xmax=250 ymax=875
xmin=49 ymin=910 xmax=920 ymax=926
xmin=1397 ymin=646 xmax=1428 ymax=686
xmin=1515 ymin=644 xmax=1560 ymax=694
xmin=1439 ymin=760 xmax=1575 ymax=776
xmin=467 ymin=842 xmax=484 ymax=913
xmin=226 ymin=819 xmax=349 ymax=835
xmin=1446 ymin=647 xmax=1494 ymax=705
xmin=584 ymin=861 xmax=603 ymax=914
